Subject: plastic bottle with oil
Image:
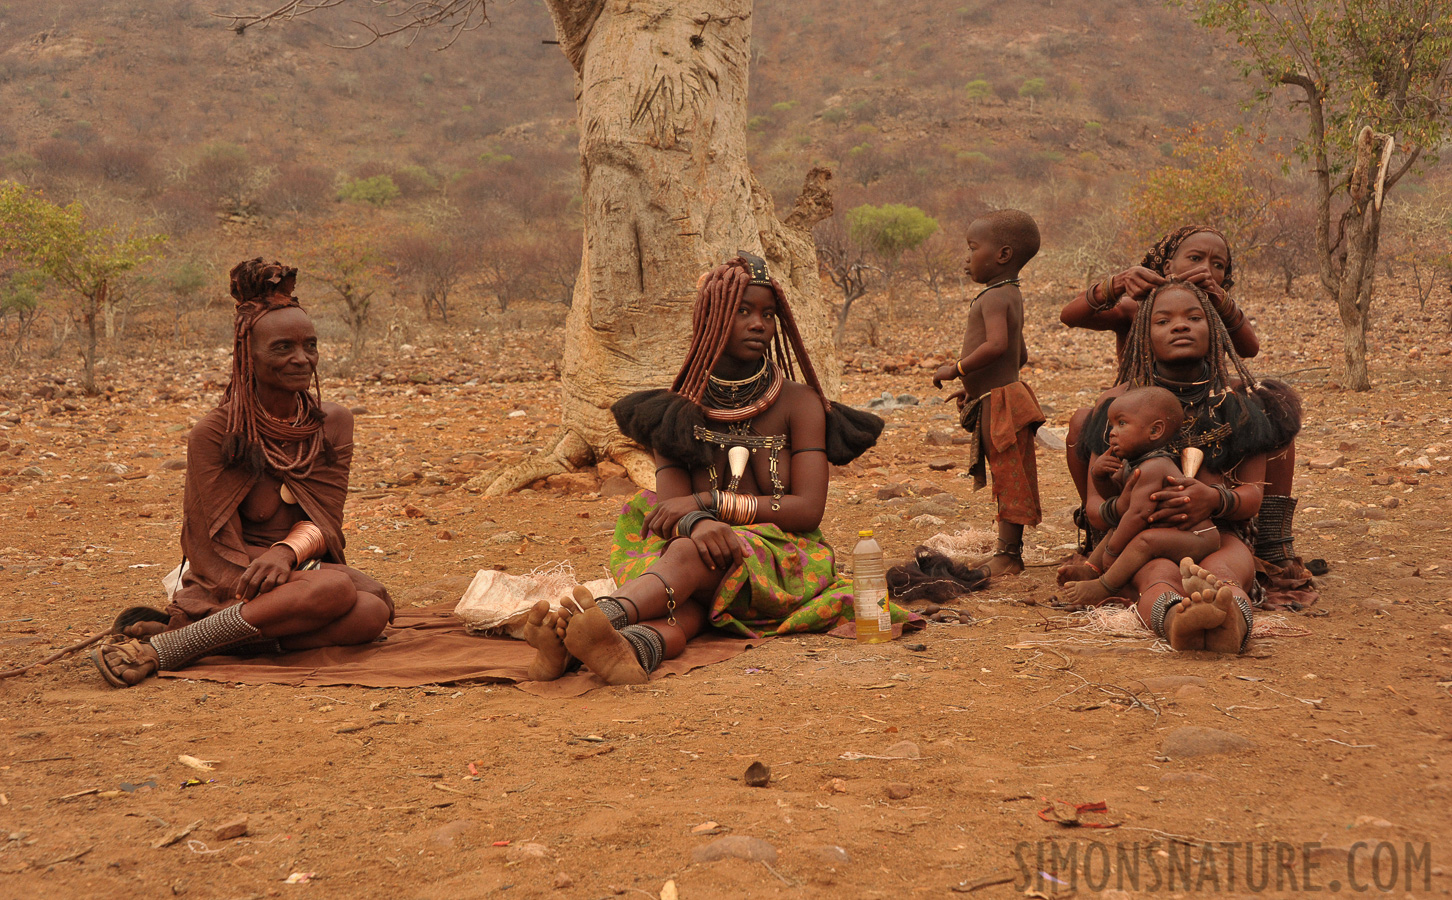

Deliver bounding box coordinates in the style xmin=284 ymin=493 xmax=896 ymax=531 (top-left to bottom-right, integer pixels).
xmin=852 ymin=529 xmax=892 ymax=644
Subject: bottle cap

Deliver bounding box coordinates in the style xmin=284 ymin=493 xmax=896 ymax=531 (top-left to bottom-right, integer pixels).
xmin=858 ymin=529 xmax=874 ymax=537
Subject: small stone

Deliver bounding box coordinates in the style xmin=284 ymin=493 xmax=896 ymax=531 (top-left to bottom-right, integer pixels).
xmin=895 ymin=394 xmax=920 ymax=406
xmin=1412 ymin=456 xmax=1433 ymax=470
xmin=213 ymin=816 xmax=249 ymax=841
xmin=600 ymin=475 xmax=637 ymax=497
xmin=924 ymin=430 xmax=956 ymax=446
xmin=403 ymin=504 xmax=427 ymax=518
xmin=909 ymin=514 xmax=946 ymax=527
xmin=885 ymin=782 xmax=912 ymax=800
xmin=506 ymin=841 xmax=549 ymax=862
xmin=429 ymin=819 xmax=475 ymax=847
xmin=876 ymin=484 xmax=910 ymax=500
xmin=1381 ymin=496 xmax=1400 ymax=509
xmin=743 ymin=761 xmax=770 ymax=787
xmin=1307 ymin=454 xmax=1346 ymax=471
xmin=161 ymin=459 xmax=187 ymax=471
xmin=491 ymin=531 xmax=525 ymax=544
xmin=1357 ymin=508 xmax=1388 ymax=521
xmin=436 ymin=530 xmax=454 ymax=541
xmin=349 ymin=406 xmax=370 ymax=415
xmin=553 ymin=872 xmax=574 ymax=890
xmin=1035 ymin=428 xmax=1067 ymax=451
xmin=18 ymin=466 xmax=43 ymax=478
xmin=809 ymin=845 xmax=851 ymax=865
xmin=828 ymin=778 xmax=849 ymax=793
xmin=926 ymin=458 xmax=956 ymax=471
xmin=1371 ymin=474 xmax=1395 ymax=485
xmin=691 ymin=836 xmax=778 ymax=864
xmin=1161 ymin=726 xmax=1257 ymax=758
xmin=883 ymin=740 xmax=920 ymax=759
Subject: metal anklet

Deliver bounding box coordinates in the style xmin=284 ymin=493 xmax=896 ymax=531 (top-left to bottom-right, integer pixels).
xmin=594 ymin=598 xmax=629 ymax=630
xmin=150 ymin=604 xmax=262 ymax=671
xmin=644 ymin=571 xmax=677 ymax=626
xmin=619 ymin=624 xmax=665 ymax=673
xmin=1234 ymin=595 xmax=1254 ymax=654
xmin=1149 ymin=590 xmax=1184 ymax=639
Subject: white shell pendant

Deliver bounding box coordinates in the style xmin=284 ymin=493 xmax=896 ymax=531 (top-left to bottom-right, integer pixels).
xmin=727 ymin=446 xmax=751 ymax=482
xmin=1180 ymin=446 xmax=1205 ymax=479
xmin=279 ymin=482 xmax=298 ymax=505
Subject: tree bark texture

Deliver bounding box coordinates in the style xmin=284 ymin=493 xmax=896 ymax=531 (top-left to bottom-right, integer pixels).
xmin=1334 ymin=127 xmax=1392 ymax=392
xmin=485 ymin=0 xmax=837 ymax=495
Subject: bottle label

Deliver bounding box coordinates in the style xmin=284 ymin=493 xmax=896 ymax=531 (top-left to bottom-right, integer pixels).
xmin=854 ymin=588 xmax=886 ymax=626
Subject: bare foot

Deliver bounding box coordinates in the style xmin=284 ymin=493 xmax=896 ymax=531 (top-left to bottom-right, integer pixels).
xmin=522 ymin=599 xmax=571 ymax=681
xmin=1056 ymin=562 xmax=1098 ymax=586
xmin=1180 ymin=558 xmax=1215 ymax=596
xmin=1166 ymin=585 xmax=1248 ymax=653
xmin=93 ymin=640 xmax=160 ymax=687
xmin=1062 ymin=578 xmax=1113 ymax=608
xmin=972 ymin=553 xmax=1024 ymax=579
xmin=122 ymin=620 xmax=168 ymax=640
xmin=562 ymin=595 xmax=649 ymax=686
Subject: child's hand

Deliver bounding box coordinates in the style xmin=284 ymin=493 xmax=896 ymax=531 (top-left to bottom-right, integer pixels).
xmin=932 ymin=362 xmax=958 ymax=389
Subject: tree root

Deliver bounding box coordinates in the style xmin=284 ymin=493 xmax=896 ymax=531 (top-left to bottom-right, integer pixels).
xmin=484 ymin=430 xmax=593 ymax=496
xmin=614 ymin=447 xmax=656 ymax=491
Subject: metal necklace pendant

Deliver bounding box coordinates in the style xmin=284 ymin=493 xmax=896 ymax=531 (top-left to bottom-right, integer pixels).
xmin=279 ymin=482 xmax=298 ymax=505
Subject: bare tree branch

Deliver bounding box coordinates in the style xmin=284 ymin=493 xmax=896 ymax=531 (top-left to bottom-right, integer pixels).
xmin=217 ymin=0 xmax=491 ymax=50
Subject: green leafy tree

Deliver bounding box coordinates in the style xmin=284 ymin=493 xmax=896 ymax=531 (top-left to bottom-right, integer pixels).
xmin=302 ymin=223 xmax=389 ymax=359
xmin=0 ymin=182 xmax=165 ymax=393
xmin=964 ymin=79 xmax=993 ymax=104
xmin=1125 ymin=127 xmax=1287 ymax=261
xmin=1190 ymin=0 xmax=1452 ymax=390
xmin=847 ymin=203 xmax=940 ymax=282
xmin=0 ymin=267 xmax=45 ymax=362
xmin=337 ymin=174 xmax=401 ymax=207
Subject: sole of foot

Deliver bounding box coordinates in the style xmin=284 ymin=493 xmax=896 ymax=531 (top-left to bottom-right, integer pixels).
xmin=563 ymin=594 xmax=649 ymax=686
xmin=1167 ymin=584 xmax=1247 ymax=653
xmin=522 ymin=599 xmax=572 ymax=681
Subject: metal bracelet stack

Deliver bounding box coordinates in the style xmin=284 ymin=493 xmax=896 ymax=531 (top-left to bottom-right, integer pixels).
xmin=1214 ymin=484 xmax=1238 ymax=518
xmin=1149 ymin=590 xmax=1183 ymax=639
xmin=676 ymin=510 xmax=717 ymax=538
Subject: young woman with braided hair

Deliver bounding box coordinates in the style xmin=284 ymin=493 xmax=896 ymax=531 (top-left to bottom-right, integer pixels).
xmin=519 ymin=253 xmax=904 ymax=685
xmin=1064 ymin=280 xmax=1300 ymax=652
xmin=93 ymin=259 xmax=393 ymax=687
xmin=1059 ymin=226 xmax=1312 ymax=603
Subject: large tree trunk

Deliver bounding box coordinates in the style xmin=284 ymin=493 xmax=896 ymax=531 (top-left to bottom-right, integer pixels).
xmin=485 ymin=0 xmax=837 ymax=495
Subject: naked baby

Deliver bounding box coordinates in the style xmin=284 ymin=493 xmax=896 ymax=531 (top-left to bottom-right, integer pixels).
xmin=1058 ymin=386 xmax=1219 ymax=607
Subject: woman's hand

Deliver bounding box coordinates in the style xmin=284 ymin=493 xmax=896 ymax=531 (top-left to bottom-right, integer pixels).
xmin=642 ymin=494 xmax=704 ymax=539
xmin=1177 ymin=264 xmax=1230 ymax=312
xmin=1114 ymin=266 xmax=1166 ymax=301
xmin=690 ymin=519 xmax=743 ymax=571
xmin=236 ymin=545 xmax=296 ymax=601
xmin=932 ymin=362 xmax=959 ymax=390
xmin=1147 ymin=475 xmax=1220 ymax=529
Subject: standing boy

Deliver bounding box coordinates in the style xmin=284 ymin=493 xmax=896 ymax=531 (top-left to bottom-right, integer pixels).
xmin=931 ymin=209 xmax=1044 ymax=579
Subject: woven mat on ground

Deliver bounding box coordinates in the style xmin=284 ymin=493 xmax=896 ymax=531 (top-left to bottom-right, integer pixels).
xmin=156 ymin=604 xmax=764 ymax=697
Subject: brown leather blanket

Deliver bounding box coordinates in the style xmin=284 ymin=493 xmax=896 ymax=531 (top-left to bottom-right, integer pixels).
xmin=157 ymin=604 xmax=763 ymax=698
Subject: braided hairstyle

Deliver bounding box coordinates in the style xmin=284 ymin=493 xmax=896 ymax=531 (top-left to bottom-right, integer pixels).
xmin=1116 ymin=279 xmax=1257 ymax=392
xmin=222 ymin=258 xmax=329 ymax=477
xmin=1139 ymin=225 xmax=1234 ymax=290
xmin=669 ymin=257 xmax=831 ymax=412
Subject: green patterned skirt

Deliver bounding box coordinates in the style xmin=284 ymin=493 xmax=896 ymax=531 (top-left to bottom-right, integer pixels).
xmin=610 ymin=491 xmax=914 ymax=638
